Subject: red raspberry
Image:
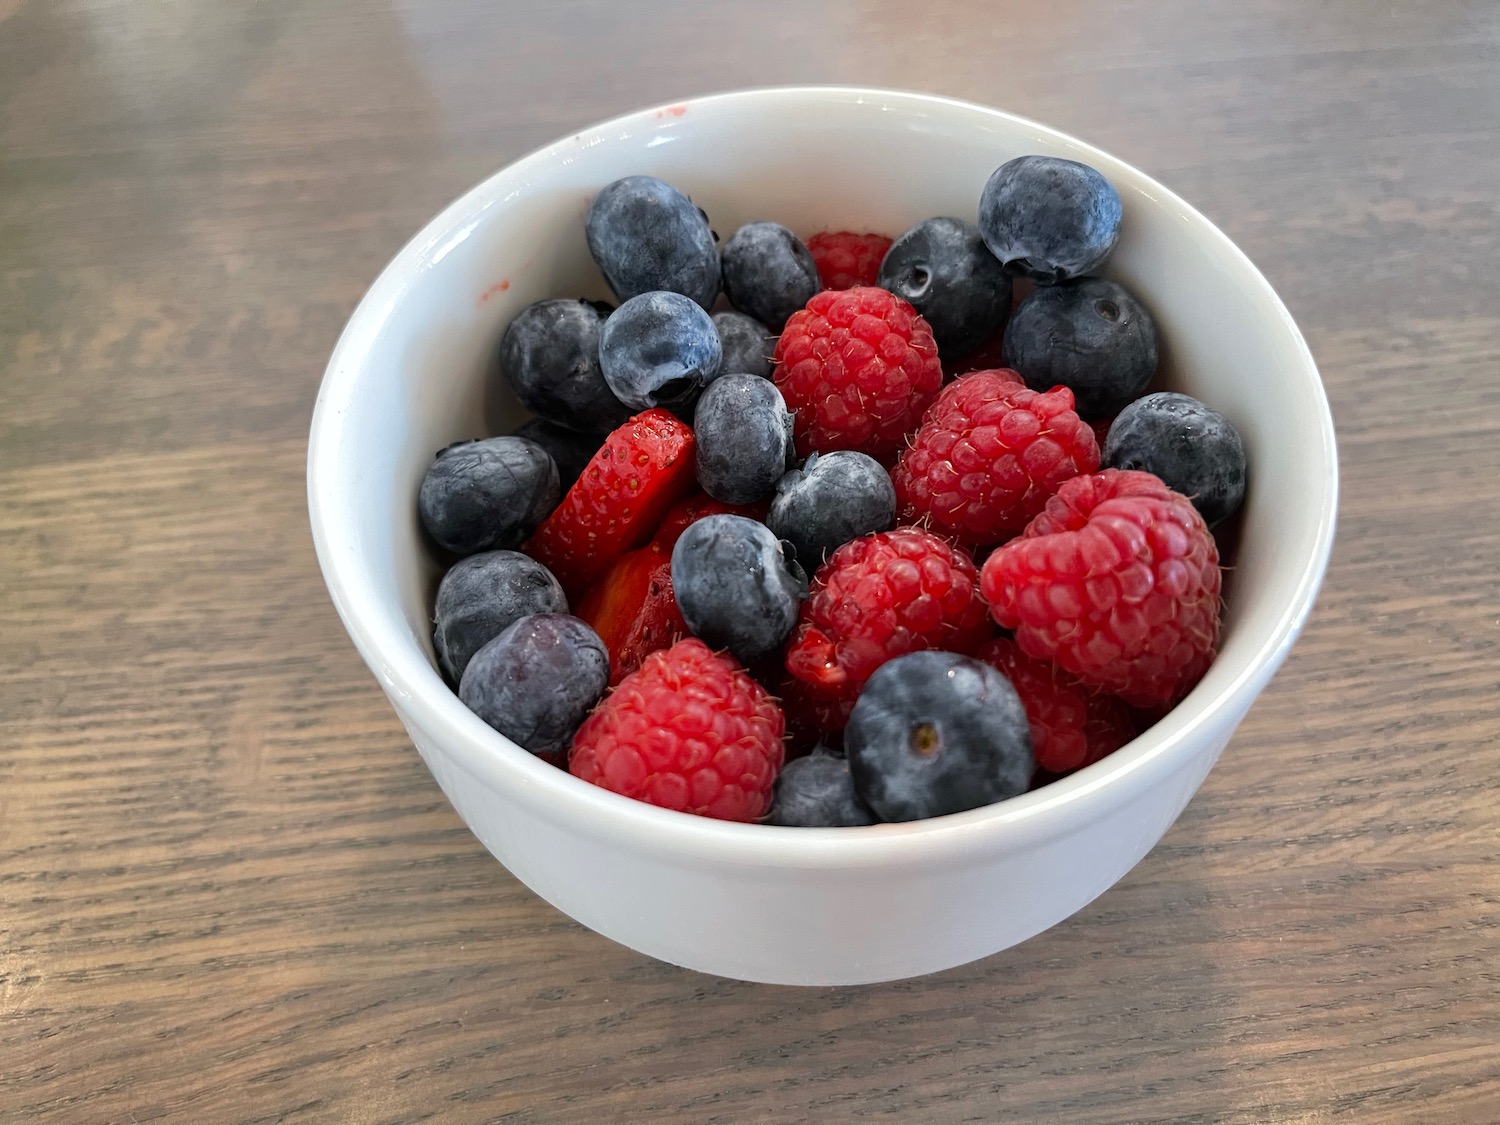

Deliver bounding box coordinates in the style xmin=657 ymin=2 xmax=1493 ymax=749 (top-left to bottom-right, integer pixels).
xmin=776 ymin=674 xmax=856 ymax=752
xmin=569 ymin=639 xmax=786 ymax=822
xmin=773 ymin=287 xmax=943 ymax=462
xmin=525 ymin=408 xmax=696 ymax=597
xmin=977 ymin=637 xmax=1136 ymax=774
xmin=806 ymin=231 xmax=893 ymax=290
xmin=783 ymin=527 xmax=990 ymax=736
xmin=894 ymin=370 xmax=1099 ymax=548
xmin=980 ymin=469 xmax=1221 ymax=707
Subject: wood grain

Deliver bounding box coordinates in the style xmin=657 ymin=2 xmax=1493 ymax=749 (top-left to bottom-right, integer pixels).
xmin=3 ymin=1 xmax=1500 ymax=1121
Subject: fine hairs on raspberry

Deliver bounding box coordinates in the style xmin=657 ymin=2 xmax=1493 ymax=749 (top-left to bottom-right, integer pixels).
xmin=569 ymin=638 xmax=786 ymax=823
xmin=893 ymin=368 xmax=1100 ymax=547
xmin=980 ymin=469 xmax=1222 ymax=707
xmin=773 ymin=287 xmax=944 ymax=463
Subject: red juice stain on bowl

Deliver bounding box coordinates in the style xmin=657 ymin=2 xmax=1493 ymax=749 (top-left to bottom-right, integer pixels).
xmin=477 ymin=279 xmax=511 ymax=306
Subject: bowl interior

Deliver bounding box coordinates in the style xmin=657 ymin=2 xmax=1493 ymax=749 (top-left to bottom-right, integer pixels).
xmin=308 ymin=87 xmax=1336 ymax=852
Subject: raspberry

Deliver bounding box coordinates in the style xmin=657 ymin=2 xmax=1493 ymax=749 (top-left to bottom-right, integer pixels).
xmin=893 ymin=370 xmax=1099 ymax=548
xmin=783 ymin=527 xmax=990 ymax=737
xmin=569 ymin=639 xmax=786 ymax=822
xmin=777 ymin=673 xmax=860 ymax=751
xmin=979 ymin=469 xmax=1221 ymax=707
xmin=773 ymin=287 xmax=943 ymax=462
xmin=806 ymin=231 xmax=893 ymax=290
xmin=977 ymin=637 xmax=1135 ymax=774
xmin=524 ymin=408 xmax=696 ymax=596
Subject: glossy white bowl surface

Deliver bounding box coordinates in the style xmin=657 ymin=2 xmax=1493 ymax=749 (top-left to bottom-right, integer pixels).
xmin=307 ymin=87 xmax=1337 ymax=985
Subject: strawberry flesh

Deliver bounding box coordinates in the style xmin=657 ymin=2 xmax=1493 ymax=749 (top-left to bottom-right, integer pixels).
xmin=575 ymin=541 xmax=689 ymax=685
xmin=524 ymin=408 xmax=696 ymax=597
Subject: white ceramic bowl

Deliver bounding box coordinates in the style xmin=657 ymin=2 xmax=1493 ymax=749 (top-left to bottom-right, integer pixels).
xmin=307 ymin=87 xmax=1337 ymax=986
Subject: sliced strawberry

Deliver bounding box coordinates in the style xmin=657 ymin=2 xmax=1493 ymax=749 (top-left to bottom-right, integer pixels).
xmin=575 ymin=541 xmax=689 ymax=685
xmin=525 ymin=408 xmax=696 ymax=597
xmin=575 ymin=542 xmax=665 ymax=648
xmin=652 ymin=491 xmax=769 ymax=550
xmin=608 ymin=559 xmax=688 ymax=684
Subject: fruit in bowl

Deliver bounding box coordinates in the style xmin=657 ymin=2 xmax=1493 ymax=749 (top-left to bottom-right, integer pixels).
xmin=307 ymin=87 xmax=1336 ymax=985
xmin=419 ymin=150 xmax=1232 ymax=826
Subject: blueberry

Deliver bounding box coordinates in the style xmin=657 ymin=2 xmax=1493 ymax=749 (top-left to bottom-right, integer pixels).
xmin=769 ymin=747 xmax=879 ymax=827
xmin=694 ymin=374 xmax=795 ymax=504
xmin=846 ymin=651 xmax=1033 ymax=822
xmin=713 ymin=311 xmax=775 ymax=379
xmin=671 ymin=515 xmax=807 ymax=665
xmin=510 ymin=417 xmax=602 ymax=492
xmin=458 ymin=613 xmax=609 ymax=762
xmin=598 ymin=291 xmax=722 ymax=410
xmin=720 ymin=222 xmax=820 ymax=330
xmin=496 ymin=299 xmax=631 ymax=435
xmin=1103 ymin=392 xmax=1248 ymax=526
xmin=1001 ymin=277 xmax=1158 ymax=419
xmin=878 ymin=217 xmax=1012 ymax=359
xmin=585 ymin=175 xmax=720 ymax=310
xmin=418 ymin=436 xmax=559 ymax=557
xmin=433 ymin=551 xmax=569 ymax=683
xmin=978 ymin=155 xmax=1122 ymax=284
xmin=767 ymin=451 xmax=896 ymax=566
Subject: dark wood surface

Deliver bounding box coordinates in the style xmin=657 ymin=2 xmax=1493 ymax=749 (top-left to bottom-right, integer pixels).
xmin=4 ymin=1 xmax=1499 ymax=1121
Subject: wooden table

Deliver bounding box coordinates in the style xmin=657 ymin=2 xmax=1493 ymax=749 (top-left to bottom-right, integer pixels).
xmin=4 ymin=1 xmax=1498 ymax=1121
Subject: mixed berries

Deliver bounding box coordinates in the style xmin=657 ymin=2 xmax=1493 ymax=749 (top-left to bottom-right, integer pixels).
xmin=417 ymin=153 xmax=1249 ymax=827
xmin=781 ymin=526 xmax=991 ymax=740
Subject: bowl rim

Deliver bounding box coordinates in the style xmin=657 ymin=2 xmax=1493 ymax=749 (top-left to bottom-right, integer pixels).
xmin=307 ymin=84 xmax=1338 ymax=869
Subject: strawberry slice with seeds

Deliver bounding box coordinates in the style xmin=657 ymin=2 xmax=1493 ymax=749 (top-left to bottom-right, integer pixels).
xmin=525 ymin=408 xmax=696 ymax=597
xmin=575 ymin=542 xmax=689 ymax=685
xmin=652 ymin=491 xmax=769 ymax=550
xmin=574 ymin=491 xmax=766 ymax=684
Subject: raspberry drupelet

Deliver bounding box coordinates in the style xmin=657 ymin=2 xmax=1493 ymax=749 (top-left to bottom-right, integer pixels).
xmin=806 ymin=230 xmax=893 ymax=291
xmin=782 ymin=526 xmax=990 ymax=739
xmin=893 ymin=368 xmax=1099 ymax=548
xmin=773 ymin=287 xmax=943 ymax=463
xmin=980 ymin=469 xmax=1221 ymax=707
xmin=569 ymin=639 xmax=786 ymax=822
